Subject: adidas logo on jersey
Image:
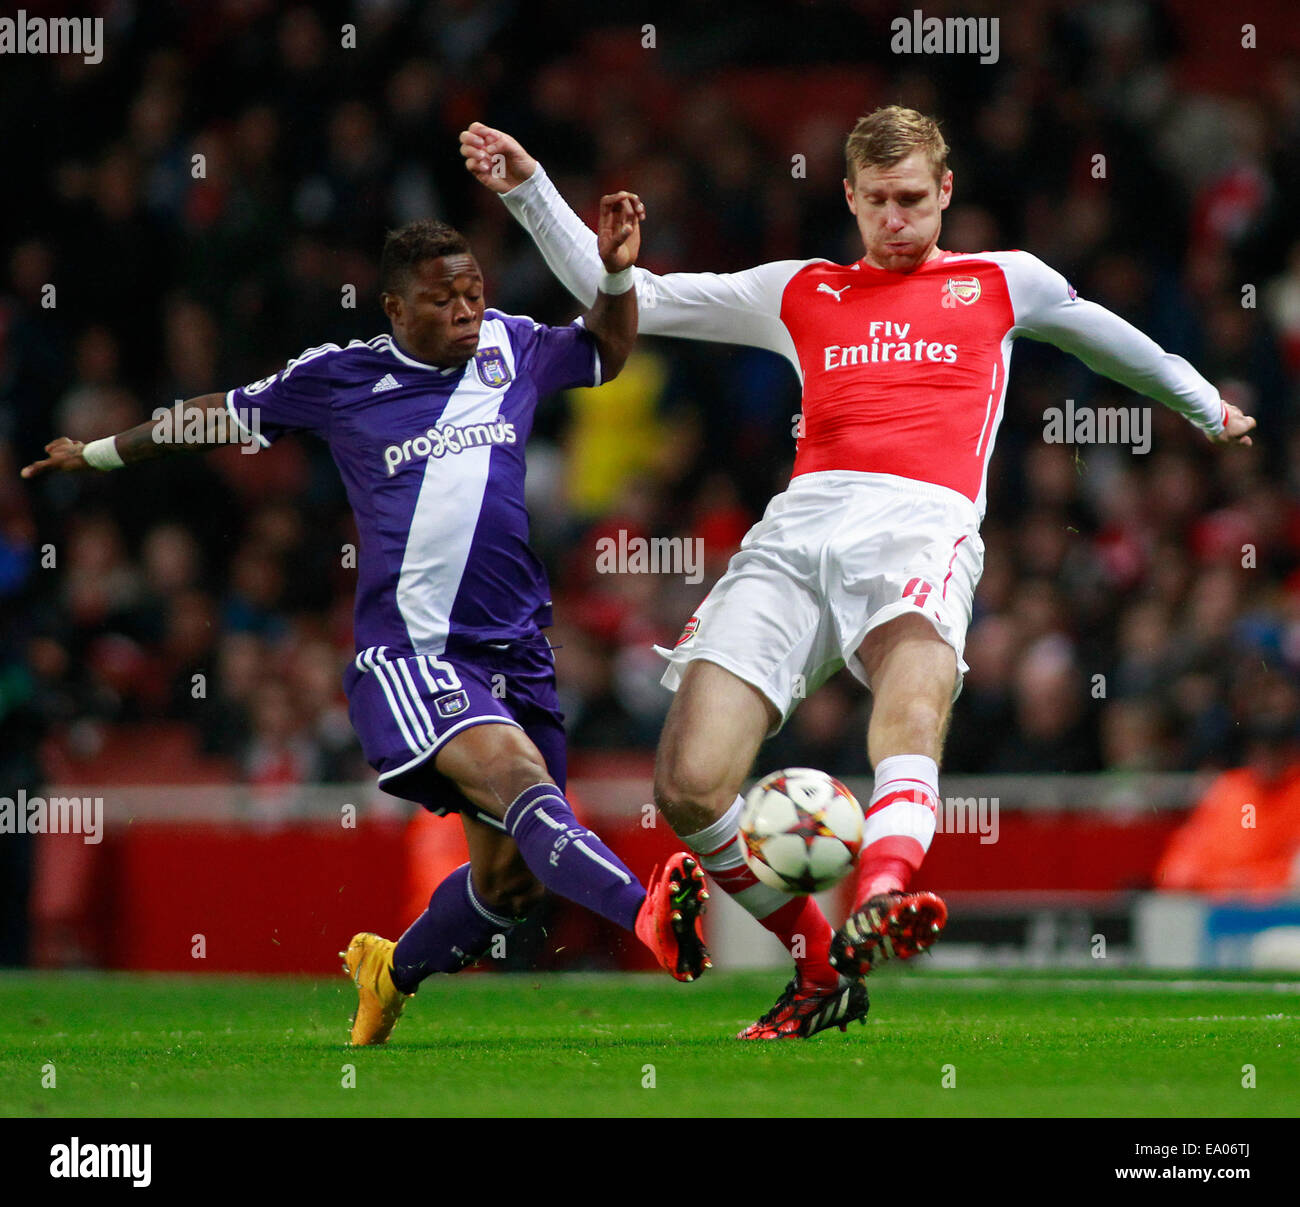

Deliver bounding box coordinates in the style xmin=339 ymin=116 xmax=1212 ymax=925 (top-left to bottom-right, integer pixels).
xmin=372 ymin=373 xmax=401 ymax=393
xmin=383 ymin=420 xmax=517 ymax=475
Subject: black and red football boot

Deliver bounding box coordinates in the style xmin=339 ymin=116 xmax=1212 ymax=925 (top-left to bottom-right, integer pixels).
xmin=736 ymin=977 xmax=869 ymax=1040
xmin=829 ymin=889 xmax=948 ymax=979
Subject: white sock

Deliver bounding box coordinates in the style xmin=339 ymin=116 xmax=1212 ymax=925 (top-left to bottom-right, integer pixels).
xmin=680 ymin=795 xmax=788 ymax=919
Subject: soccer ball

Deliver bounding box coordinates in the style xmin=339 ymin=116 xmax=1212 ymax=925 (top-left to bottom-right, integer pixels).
xmin=739 ymin=768 xmax=864 ymax=894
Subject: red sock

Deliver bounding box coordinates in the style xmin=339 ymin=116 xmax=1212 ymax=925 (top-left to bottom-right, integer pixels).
xmin=759 ymin=894 xmax=837 ymax=991
xmin=853 ymin=844 xmax=923 ymax=906
xmin=854 ymin=753 xmax=940 ymax=909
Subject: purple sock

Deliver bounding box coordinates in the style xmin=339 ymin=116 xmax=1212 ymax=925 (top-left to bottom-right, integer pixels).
xmin=390 ymin=863 xmax=518 ymax=993
xmin=504 ymin=783 xmax=646 ymax=932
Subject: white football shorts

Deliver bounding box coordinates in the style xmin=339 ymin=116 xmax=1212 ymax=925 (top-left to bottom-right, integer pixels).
xmin=657 ymin=470 xmax=985 ymax=734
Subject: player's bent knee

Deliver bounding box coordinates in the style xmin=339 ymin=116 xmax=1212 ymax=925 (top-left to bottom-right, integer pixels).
xmin=494 ymin=751 xmax=553 ymax=801
xmin=653 ymin=755 xmax=733 ymax=832
xmin=437 ymin=723 xmax=553 ymax=819
xmin=653 ymin=757 xmax=719 ymax=808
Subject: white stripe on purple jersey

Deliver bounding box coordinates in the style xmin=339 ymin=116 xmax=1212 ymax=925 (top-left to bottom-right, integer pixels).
xmin=225 ymin=311 xmax=598 ymax=656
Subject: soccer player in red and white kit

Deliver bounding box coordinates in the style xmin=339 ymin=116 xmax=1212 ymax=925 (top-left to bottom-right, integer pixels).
xmin=461 ymin=107 xmax=1256 ymax=1039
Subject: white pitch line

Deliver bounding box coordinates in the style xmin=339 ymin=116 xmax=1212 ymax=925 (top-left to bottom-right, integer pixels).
xmin=1178 ymin=1015 xmax=1298 ymax=1021
xmin=889 ymin=977 xmax=1300 ymax=994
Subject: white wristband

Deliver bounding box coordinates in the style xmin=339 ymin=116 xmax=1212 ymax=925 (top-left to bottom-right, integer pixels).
xmin=599 ymin=266 xmax=635 ymax=296
xmin=82 ymin=436 xmax=124 ymax=471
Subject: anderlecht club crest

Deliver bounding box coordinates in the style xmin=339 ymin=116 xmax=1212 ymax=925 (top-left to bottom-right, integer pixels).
xmin=475 ymin=347 xmax=511 ymax=387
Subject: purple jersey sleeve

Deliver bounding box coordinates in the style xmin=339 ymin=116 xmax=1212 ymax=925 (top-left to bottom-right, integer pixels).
xmin=225 ymin=343 xmax=337 ymax=447
xmin=521 ymin=318 xmax=601 ymax=394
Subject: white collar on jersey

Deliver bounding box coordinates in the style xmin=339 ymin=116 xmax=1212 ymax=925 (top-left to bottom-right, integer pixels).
xmin=381 ymin=333 xmax=468 ymax=376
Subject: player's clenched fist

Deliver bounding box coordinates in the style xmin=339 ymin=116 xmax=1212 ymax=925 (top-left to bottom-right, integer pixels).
xmin=459 ymin=122 xmax=537 ymax=193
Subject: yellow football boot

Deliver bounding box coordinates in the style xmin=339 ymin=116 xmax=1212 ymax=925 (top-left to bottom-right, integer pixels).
xmin=340 ymin=932 xmax=410 ymax=1046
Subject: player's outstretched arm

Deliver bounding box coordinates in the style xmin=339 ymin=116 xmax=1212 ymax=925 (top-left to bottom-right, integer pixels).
xmin=461 ymin=121 xmax=618 ymax=309
xmin=1011 ymin=253 xmax=1257 ymax=447
xmin=20 ymin=393 xmax=237 ymax=479
xmin=460 ymin=122 xmax=802 ymax=368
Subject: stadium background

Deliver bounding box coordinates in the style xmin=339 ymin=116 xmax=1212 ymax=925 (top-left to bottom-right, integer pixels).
xmin=1 ymin=0 xmax=1298 ymax=975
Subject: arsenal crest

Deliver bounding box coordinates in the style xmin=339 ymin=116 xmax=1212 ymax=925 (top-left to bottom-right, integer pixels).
xmin=474 ymin=346 xmax=512 ymax=387
xmin=944 ymin=276 xmax=981 ymax=305
xmin=675 ymin=616 xmax=700 ymax=647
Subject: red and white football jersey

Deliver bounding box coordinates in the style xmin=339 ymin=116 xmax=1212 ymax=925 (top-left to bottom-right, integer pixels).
xmin=504 ymin=166 xmax=1226 ymax=516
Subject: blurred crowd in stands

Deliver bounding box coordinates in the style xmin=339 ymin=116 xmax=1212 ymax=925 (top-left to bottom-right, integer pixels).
xmin=3 ymin=0 xmax=1300 ymax=794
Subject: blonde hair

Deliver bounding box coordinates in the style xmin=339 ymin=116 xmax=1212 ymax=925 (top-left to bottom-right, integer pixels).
xmin=844 ymin=106 xmax=949 ymax=187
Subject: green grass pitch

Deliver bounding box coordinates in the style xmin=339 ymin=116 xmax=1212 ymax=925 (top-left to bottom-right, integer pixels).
xmin=2 ymin=968 xmax=1297 ymax=1117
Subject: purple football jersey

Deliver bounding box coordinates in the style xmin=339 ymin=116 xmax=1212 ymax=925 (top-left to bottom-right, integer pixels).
xmin=225 ymin=311 xmax=599 ymax=656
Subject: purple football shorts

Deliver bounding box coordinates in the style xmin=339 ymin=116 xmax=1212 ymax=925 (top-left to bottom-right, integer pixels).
xmin=344 ymin=635 xmax=566 ymax=832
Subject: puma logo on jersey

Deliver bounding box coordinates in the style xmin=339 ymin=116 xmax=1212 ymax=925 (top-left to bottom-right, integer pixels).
xmin=944 ymin=277 xmax=981 ymax=304
xmin=817 ymin=282 xmax=851 ymax=302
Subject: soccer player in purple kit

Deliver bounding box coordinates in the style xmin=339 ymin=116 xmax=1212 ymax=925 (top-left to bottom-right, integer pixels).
xmin=20 ymin=194 xmax=711 ymax=1045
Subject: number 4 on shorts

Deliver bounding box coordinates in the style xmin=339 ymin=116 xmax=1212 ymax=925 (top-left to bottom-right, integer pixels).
xmin=902 ymin=577 xmax=934 ymax=607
